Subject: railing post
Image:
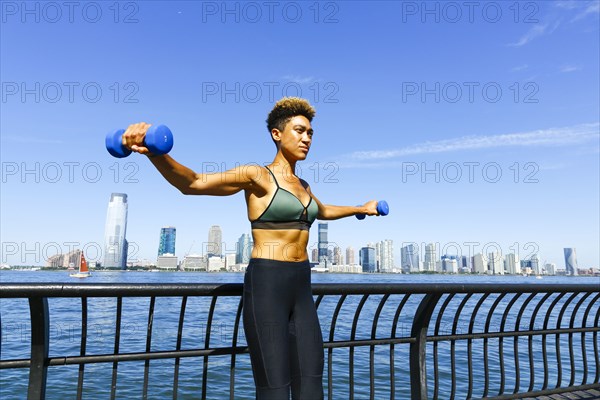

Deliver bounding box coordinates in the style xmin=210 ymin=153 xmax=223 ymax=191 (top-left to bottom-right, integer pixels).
xmin=410 ymin=293 xmax=442 ymax=400
xmin=28 ymin=297 xmax=49 ymax=400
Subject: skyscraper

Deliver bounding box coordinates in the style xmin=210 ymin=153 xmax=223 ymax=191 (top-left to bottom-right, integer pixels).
xmin=158 ymin=226 xmax=176 ymax=256
xmin=359 ymin=245 xmax=376 ymax=273
xmin=504 ymin=253 xmax=520 ymax=275
xmin=401 ymin=243 xmax=419 ymax=273
xmin=424 ymin=243 xmax=437 ymax=272
xmin=378 ymin=240 xmax=395 ymax=272
xmin=472 ymin=253 xmax=487 ymax=274
xmin=564 ymin=248 xmax=578 ymax=276
xmin=458 ymin=255 xmax=471 ymax=273
xmin=103 ymin=193 xmax=128 ymax=269
xmin=530 ymin=254 xmax=540 ymax=275
xmin=375 ymin=242 xmax=381 ymax=272
xmin=441 ymin=255 xmax=458 ymax=273
xmin=207 ymin=225 xmax=222 ymax=257
xmin=333 ymin=246 xmax=342 ymax=265
xmin=488 ymin=252 xmax=504 ymax=275
xmin=318 ymin=223 xmax=328 ymax=263
xmin=346 ymin=246 xmax=355 ymax=265
xmin=311 ymin=248 xmax=319 ymax=263
xmin=236 ymin=233 xmax=252 ymax=264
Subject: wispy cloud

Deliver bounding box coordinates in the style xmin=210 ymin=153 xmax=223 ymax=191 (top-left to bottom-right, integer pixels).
xmin=508 ymin=21 xmax=561 ymax=47
xmin=344 ymin=123 xmax=600 ymax=161
xmin=555 ymin=0 xmax=600 ymax=22
xmin=511 ymin=64 xmax=529 ymax=72
xmin=554 ymin=1 xmax=581 ymax=10
xmin=572 ymin=1 xmax=600 ymax=22
xmin=560 ymin=65 xmax=582 ymax=73
xmin=282 ymin=75 xmax=316 ymax=84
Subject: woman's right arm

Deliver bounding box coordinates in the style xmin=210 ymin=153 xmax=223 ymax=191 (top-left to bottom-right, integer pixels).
xmin=147 ymin=154 xmax=260 ymax=196
xmin=122 ymin=122 xmax=261 ymax=196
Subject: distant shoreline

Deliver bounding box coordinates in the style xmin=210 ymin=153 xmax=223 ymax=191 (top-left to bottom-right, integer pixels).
xmin=2 ymin=267 xmax=597 ymax=277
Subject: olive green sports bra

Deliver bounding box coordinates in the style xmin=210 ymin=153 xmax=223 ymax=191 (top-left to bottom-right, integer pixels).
xmin=251 ymin=166 xmax=319 ymax=231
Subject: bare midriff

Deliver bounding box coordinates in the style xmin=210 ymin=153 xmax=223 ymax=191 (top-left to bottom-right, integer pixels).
xmin=251 ymin=229 xmax=310 ymax=262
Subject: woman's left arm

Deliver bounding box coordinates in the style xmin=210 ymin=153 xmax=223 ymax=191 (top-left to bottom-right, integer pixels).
xmin=305 ymin=182 xmax=379 ymax=220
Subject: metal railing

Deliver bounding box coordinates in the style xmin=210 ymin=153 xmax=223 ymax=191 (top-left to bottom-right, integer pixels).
xmin=1 ymin=283 xmax=598 ymax=399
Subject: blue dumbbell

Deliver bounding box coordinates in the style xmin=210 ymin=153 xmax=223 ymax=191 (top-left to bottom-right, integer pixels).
xmin=105 ymin=125 xmax=173 ymax=158
xmin=356 ymin=200 xmax=390 ymax=220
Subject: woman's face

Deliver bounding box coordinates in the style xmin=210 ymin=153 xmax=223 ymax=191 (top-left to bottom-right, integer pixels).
xmin=274 ymin=115 xmax=314 ymax=161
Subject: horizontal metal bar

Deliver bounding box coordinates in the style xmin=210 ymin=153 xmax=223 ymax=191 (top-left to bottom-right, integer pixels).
xmin=0 ymin=360 xmax=30 ymax=369
xmin=0 ymin=283 xmax=243 ymax=298
xmin=324 ymin=337 xmax=416 ymax=348
xmin=1 ymin=346 xmax=251 ymax=369
xmin=427 ymin=326 xmax=600 ymax=342
xmin=1 ymin=282 xmax=598 ymax=298
xmin=1 ymin=336 xmax=418 ymax=370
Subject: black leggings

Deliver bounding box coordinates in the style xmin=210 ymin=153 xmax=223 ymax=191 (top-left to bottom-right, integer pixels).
xmin=243 ymin=258 xmax=324 ymax=399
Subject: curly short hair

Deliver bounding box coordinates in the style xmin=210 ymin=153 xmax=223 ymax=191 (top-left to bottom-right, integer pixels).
xmin=266 ymin=97 xmax=316 ymax=139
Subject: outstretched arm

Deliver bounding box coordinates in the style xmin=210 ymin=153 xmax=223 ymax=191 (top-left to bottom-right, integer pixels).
xmin=305 ymin=183 xmax=379 ymax=220
xmin=122 ymin=122 xmax=260 ymax=195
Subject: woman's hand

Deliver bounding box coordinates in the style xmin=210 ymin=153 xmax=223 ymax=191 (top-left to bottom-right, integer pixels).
xmin=122 ymin=122 xmax=153 ymax=156
xmin=363 ymin=200 xmax=380 ymax=216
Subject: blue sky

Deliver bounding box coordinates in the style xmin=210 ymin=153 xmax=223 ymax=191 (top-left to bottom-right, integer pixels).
xmin=1 ymin=0 xmax=599 ymax=268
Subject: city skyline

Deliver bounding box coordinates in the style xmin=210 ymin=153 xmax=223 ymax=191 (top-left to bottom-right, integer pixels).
xmin=1 ymin=200 xmax=594 ymax=272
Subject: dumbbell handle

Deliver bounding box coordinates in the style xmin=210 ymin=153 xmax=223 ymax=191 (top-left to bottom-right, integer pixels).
xmin=106 ymin=125 xmax=173 ymax=158
xmin=356 ymin=200 xmax=389 ymax=220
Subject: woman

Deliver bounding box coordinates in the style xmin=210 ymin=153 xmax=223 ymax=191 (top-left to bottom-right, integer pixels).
xmin=122 ymin=97 xmax=380 ymax=399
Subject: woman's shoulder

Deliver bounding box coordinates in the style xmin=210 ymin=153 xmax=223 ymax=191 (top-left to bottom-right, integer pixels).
xmin=237 ymin=164 xmax=270 ymax=178
xmin=299 ymin=178 xmax=311 ymax=190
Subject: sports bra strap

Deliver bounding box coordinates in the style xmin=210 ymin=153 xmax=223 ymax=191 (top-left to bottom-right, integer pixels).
xmin=265 ymin=166 xmax=280 ymax=188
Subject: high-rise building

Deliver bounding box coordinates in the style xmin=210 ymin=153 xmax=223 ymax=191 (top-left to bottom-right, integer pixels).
xmin=207 ymin=225 xmax=222 ymax=257
xmin=311 ymin=248 xmax=319 ymax=263
xmin=488 ymin=252 xmax=504 ymax=275
xmin=359 ymin=245 xmax=376 ymax=273
xmin=401 ymin=243 xmax=419 ymax=273
xmin=103 ymin=193 xmax=128 ymax=269
xmin=545 ymin=263 xmax=556 ymax=275
xmin=236 ymin=233 xmax=252 ymax=264
xmin=158 ymin=227 xmax=176 ymax=256
xmin=333 ymin=246 xmax=342 ymax=265
xmin=424 ymin=243 xmax=437 ymax=272
xmin=378 ymin=240 xmax=395 ymax=272
xmin=504 ymin=253 xmax=520 ymax=275
xmin=520 ymin=259 xmax=533 ymax=274
xmin=441 ymin=255 xmax=458 ymax=273
xmin=458 ymin=255 xmax=471 ymax=273
xmin=564 ymin=248 xmax=578 ymax=276
xmin=346 ymin=246 xmax=355 ymax=265
xmin=375 ymin=242 xmax=381 ymax=272
xmin=225 ymin=253 xmax=237 ymax=271
xmin=318 ymin=223 xmax=328 ymax=263
xmin=530 ymin=254 xmax=540 ymax=275
xmin=472 ymin=253 xmax=487 ymax=274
